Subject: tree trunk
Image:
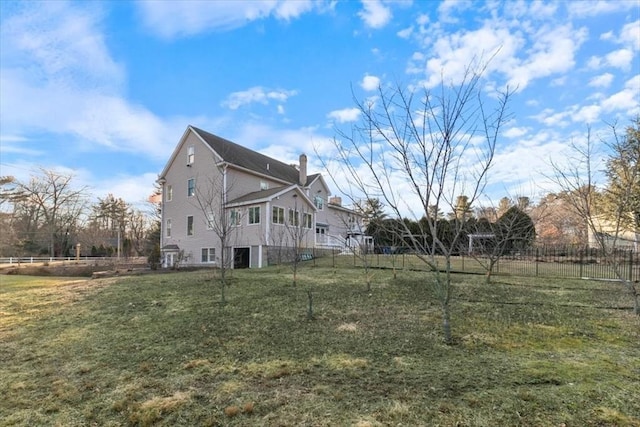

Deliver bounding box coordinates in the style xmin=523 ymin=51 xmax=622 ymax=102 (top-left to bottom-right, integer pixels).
xmin=442 ymin=303 xmax=452 ymax=344
xmin=306 ymin=289 xmax=313 ymax=320
xmin=220 ymin=255 xmax=227 ymax=306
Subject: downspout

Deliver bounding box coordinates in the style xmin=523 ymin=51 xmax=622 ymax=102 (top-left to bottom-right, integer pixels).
xmin=222 ymin=164 xmax=228 ymax=204
xmin=266 ymin=200 xmax=271 ymax=247
xmin=158 ymin=177 xmax=166 ymax=268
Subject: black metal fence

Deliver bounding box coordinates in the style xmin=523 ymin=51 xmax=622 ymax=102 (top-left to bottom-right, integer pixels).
xmin=310 ymin=246 xmax=640 ymax=283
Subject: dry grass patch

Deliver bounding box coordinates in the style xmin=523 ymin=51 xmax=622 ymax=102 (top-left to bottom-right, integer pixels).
xmin=321 ymin=353 xmax=369 ymax=370
xmin=130 ymin=391 xmax=191 ymax=426
xmin=336 ymin=322 xmax=359 ymax=332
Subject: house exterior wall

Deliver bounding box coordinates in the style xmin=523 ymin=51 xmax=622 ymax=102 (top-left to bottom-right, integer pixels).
xmin=159 ymin=126 xmax=367 ymax=268
xmin=160 ymin=132 xmax=224 ymax=267
xmin=225 ymin=167 xmax=285 ymax=201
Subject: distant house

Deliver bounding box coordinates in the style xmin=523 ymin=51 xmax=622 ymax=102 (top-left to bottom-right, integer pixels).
xmin=157 ymin=125 xmax=369 ymax=268
xmin=587 ymin=214 xmax=639 ymax=252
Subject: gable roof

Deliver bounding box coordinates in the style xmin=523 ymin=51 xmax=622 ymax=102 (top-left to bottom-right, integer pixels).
xmin=190 ymin=126 xmax=300 ymax=184
xmin=227 ymin=184 xmax=316 ymax=209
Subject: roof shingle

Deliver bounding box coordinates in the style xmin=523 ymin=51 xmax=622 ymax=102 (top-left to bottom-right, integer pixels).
xmin=191 ymin=126 xmax=300 ymax=184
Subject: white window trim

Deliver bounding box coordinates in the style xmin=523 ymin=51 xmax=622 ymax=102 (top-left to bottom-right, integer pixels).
xmin=201 ymin=247 xmax=215 ymax=263
xmin=187 ymin=146 xmax=195 ymax=165
xmin=248 ymin=206 xmax=261 ymax=225
xmin=230 ymin=209 xmax=241 ymax=227
xmin=206 ymin=211 xmax=214 ymax=230
xmin=187 ymin=178 xmax=195 ymax=197
xmin=187 ymin=215 xmax=194 ymax=236
xmin=272 ymin=206 xmax=285 ymax=225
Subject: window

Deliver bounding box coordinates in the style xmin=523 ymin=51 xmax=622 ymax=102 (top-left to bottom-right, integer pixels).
xmin=272 ymin=206 xmax=285 ymax=224
xmin=187 ymin=216 xmax=194 ymax=236
xmin=166 ymin=185 xmax=173 ymax=202
xmin=314 ymin=195 xmax=324 ymax=210
xmin=187 ymin=146 xmax=195 ymax=165
xmin=166 ymin=219 xmax=172 ymax=237
xmin=248 ymin=206 xmax=260 ymax=224
xmin=187 ymin=178 xmax=195 ymax=197
xmin=288 ymin=208 xmax=299 ymax=226
xmin=230 ymin=209 xmax=241 ymax=226
xmin=206 ymin=211 xmax=214 ymax=230
xmin=303 ymin=213 xmax=313 ymax=229
xmin=201 ymin=247 xmax=215 ymax=263
xmin=260 ymin=181 xmax=269 ymax=190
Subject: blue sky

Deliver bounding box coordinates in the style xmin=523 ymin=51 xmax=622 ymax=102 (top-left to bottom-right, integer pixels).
xmin=1 ymin=0 xmax=638 ymax=211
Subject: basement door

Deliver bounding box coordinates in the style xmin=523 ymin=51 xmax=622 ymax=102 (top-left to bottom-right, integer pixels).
xmin=233 ymin=247 xmax=250 ymax=269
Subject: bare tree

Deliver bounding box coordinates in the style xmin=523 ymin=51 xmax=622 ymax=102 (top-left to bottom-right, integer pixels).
xmin=336 ymin=208 xmax=376 ymax=291
xmin=550 ymin=123 xmax=639 ymax=315
xmin=283 ymin=194 xmax=314 ymax=318
xmin=192 ymin=165 xmax=240 ymax=305
xmin=13 ymin=168 xmax=89 ymax=257
xmin=530 ymin=192 xmax=588 ymax=246
xmin=324 ymin=64 xmax=512 ymax=343
xmin=469 ymin=205 xmax=536 ymax=283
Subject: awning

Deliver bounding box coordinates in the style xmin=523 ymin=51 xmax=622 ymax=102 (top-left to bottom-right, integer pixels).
xmin=161 ymin=244 xmax=180 ymax=251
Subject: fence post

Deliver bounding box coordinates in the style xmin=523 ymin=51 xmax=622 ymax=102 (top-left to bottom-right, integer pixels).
xmin=629 ymin=250 xmax=634 ymax=282
xmin=579 ymin=249 xmax=583 ymax=278
xmin=535 ymin=247 xmax=539 ymax=277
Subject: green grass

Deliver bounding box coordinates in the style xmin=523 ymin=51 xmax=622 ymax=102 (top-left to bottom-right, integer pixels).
xmin=1 ymin=267 xmax=639 ymax=426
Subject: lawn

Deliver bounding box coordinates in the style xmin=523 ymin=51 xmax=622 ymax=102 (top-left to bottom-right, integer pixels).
xmin=1 ymin=266 xmax=639 ymax=426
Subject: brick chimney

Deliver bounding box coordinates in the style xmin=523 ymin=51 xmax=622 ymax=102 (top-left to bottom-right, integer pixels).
xmin=299 ymin=154 xmax=307 ymax=186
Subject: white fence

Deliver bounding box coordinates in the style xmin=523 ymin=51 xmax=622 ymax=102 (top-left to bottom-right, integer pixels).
xmin=0 ymin=256 xmax=143 ymax=265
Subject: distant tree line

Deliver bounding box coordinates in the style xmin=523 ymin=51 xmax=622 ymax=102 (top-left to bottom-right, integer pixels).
xmin=361 ymin=197 xmax=536 ymax=256
xmin=0 ymin=168 xmax=160 ymax=264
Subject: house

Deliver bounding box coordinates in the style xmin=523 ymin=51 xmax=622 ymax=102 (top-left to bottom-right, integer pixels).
xmin=587 ymin=214 xmax=639 ymax=252
xmin=157 ymin=125 xmax=368 ymax=268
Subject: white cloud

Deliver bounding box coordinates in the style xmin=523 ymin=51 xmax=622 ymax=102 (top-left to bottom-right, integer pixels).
xmin=437 ymin=0 xmax=473 ymax=24
xmin=0 ymin=2 xmax=124 ymax=91
xmin=503 ymin=126 xmax=529 ymax=138
xmin=360 ymin=74 xmax=381 ymax=91
xmin=588 ymin=72 xmax=614 ymax=88
xmin=619 ymin=20 xmax=640 ymax=50
xmin=421 ymin=22 xmax=524 ymax=88
xmin=274 ymin=0 xmax=315 ymax=20
xmin=327 ymin=108 xmax=361 ymax=123
xmin=225 ymin=122 xmax=332 ymax=166
xmin=604 ymin=48 xmax=634 ymax=70
xmin=93 ymin=172 xmax=161 ymax=207
xmin=586 ymin=55 xmax=602 ymax=69
xmin=600 ymin=30 xmax=614 ymax=41
xmin=0 ymin=2 xmax=185 ymax=160
xmin=397 ymin=26 xmax=413 ymax=39
xmin=530 ymin=108 xmax=571 ymax=127
xmin=505 ymin=24 xmax=587 ymax=90
xmin=572 ymin=104 xmax=602 ymax=124
xmin=601 ymin=75 xmax=640 ymax=115
xmin=358 ymin=0 xmax=392 ymax=29
xmin=136 ymin=0 xmax=317 ymax=38
xmin=567 ymin=0 xmax=637 ymax=17
xmin=221 ymin=87 xmax=298 ymax=110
